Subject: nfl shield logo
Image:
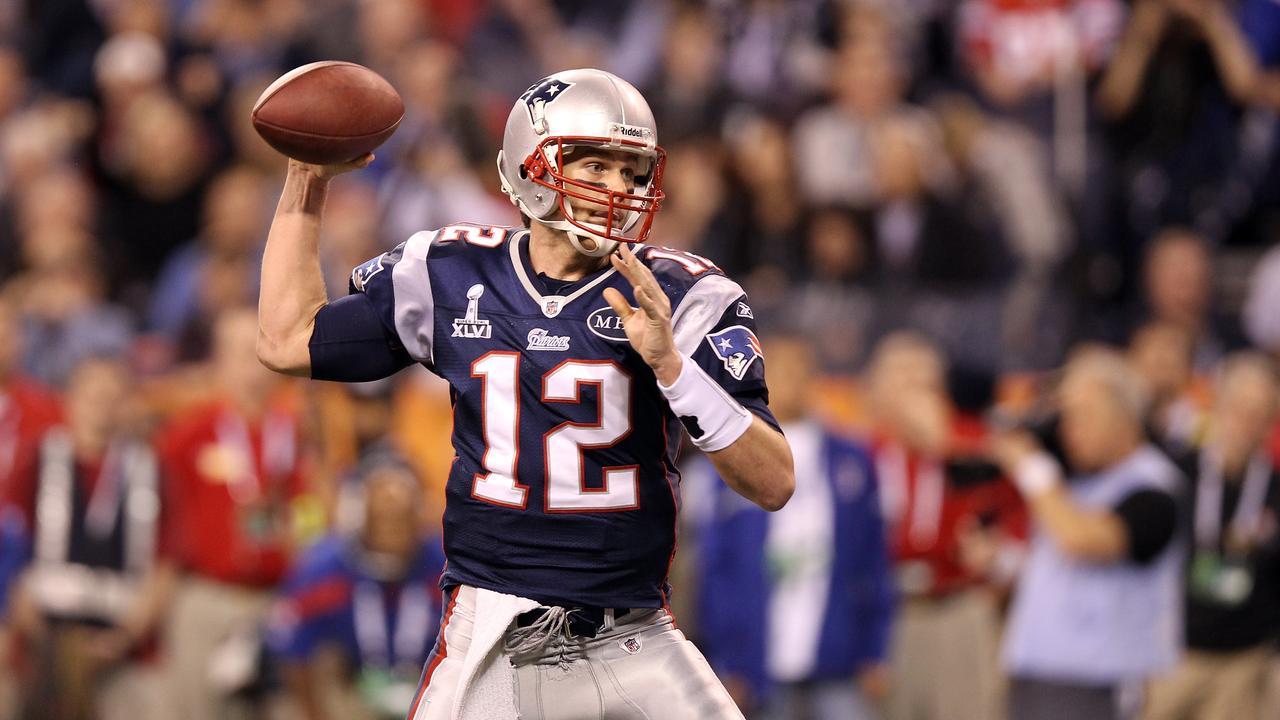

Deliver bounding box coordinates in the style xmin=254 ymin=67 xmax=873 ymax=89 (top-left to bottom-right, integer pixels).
xmin=620 ymin=636 xmax=642 ymax=655
xmin=704 ymin=325 xmax=764 ymax=380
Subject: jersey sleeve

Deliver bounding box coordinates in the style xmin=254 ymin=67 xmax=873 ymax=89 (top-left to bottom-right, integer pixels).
xmin=348 ymin=229 xmax=439 ymax=364
xmin=669 ymin=273 xmax=779 ymax=430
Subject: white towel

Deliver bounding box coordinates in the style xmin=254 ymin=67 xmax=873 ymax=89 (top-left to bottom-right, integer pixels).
xmin=452 ymin=587 xmax=539 ymax=720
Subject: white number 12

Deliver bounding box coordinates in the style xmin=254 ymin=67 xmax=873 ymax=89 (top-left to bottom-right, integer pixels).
xmin=469 ymin=353 xmax=638 ymax=512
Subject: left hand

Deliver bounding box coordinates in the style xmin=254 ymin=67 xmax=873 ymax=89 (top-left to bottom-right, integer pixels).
xmin=603 ymin=243 xmax=682 ymax=384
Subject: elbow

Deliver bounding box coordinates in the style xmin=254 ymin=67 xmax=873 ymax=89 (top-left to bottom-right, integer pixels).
xmin=758 ymin=467 xmax=795 ymax=513
xmin=256 ymin=332 xmax=309 ymax=376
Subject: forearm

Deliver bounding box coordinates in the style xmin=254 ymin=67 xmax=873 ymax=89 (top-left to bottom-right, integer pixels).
xmin=1202 ymin=5 xmax=1260 ymax=105
xmin=1096 ymin=7 xmax=1166 ymax=118
xmin=1013 ymin=455 xmax=1128 ymax=562
xmin=258 ymin=161 xmax=332 ymax=375
xmin=707 ymin=417 xmax=794 ymax=512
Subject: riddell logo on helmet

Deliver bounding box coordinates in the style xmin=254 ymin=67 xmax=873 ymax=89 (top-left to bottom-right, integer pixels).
xmin=611 ymin=124 xmax=648 ymax=140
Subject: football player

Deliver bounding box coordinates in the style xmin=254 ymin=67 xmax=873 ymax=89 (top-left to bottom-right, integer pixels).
xmin=257 ymin=68 xmax=795 ymax=720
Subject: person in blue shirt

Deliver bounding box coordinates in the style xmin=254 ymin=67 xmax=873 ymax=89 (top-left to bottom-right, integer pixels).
xmin=694 ymin=334 xmax=894 ymax=719
xmin=268 ymin=454 xmax=446 ymax=720
xmin=0 ymin=506 xmax=26 ymax=720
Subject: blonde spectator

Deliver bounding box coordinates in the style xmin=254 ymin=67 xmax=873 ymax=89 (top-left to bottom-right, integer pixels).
xmin=995 ymin=348 xmax=1184 ymax=720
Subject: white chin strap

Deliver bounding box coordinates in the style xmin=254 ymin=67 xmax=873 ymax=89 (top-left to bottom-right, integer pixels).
xmin=537 ymin=195 xmax=638 ymax=257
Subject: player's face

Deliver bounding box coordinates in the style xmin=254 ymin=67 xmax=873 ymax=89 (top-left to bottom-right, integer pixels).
xmin=559 ymin=148 xmax=642 ymax=226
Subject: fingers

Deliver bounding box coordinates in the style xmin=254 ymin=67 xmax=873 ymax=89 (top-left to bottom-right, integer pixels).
xmin=633 ymin=286 xmax=666 ymax=324
xmin=610 ymin=243 xmax=669 ymax=316
xmin=602 ymin=287 xmax=635 ymax=320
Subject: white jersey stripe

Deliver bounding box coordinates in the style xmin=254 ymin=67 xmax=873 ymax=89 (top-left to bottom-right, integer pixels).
xmin=392 ymin=230 xmax=439 ymax=362
xmin=670 ymin=274 xmax=746 ymax=356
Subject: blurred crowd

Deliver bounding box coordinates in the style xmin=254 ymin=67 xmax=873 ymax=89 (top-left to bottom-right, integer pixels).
xmin=1 ymin=0 xmax=1280 ymax=719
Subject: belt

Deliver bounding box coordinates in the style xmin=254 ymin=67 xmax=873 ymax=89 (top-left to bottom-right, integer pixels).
xmin=515 ymin=605 xmax=633 ymax=639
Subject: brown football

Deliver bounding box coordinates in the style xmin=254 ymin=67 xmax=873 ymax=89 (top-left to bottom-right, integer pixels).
xmin=251 ymin=61 xmax=403 ymax=165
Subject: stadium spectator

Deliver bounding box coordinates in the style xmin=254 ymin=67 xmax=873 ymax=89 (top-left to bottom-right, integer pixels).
xmin=158 ymin=306 xmax=309 ymax=720
xmin=0 ymin=505 xmax=28 ymax=720
xmin=1140 ymin=229 xmax=1228 ymax=371
xmin=1128 ymin=321 xmax=1205 ymax=455
xmin=95 ymin=90 xmax=213 ymax=292
xmin=148 ymin=164 xmax=270 ymax=359
xmin=269 ymin=454 xmax=445 ymax=720
xmin=778 ymin=206 xmax=875 ymax=372
xmin=792 ymin=10 xmax=952 ymax=209
xmin=932 ymin=92 xmax=1072 ymax=369
xmin=11 ymin=243 xmax=133 ymax=388
xmin=995 ymin=347 xmax=1184 ymax=720
xmin=0 ymin=296 xmax=60 ymax=519
xmin=867 ymin=333 xmax=1020 ymax=720
xmin=7 ymin=355 xmax=171 ymax=720
xmin=1144 ymin=353 xmax=1280 ymax=720
xmin=643 ymin=4 xmax=730 ymax=144
xmin=712 ymin=114 xmax=803 ymax=285
xmin=696 ymin=334 xmax=893 ymax=719
xmin=1097 ymin=0 xmax=1260 ymax=249
xmin=1245 ymin=240 xmax=1280 ymax=355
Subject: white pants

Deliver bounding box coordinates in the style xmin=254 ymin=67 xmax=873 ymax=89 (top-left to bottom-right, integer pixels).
xmin=408 ymin=585 xmax=743 ymax=720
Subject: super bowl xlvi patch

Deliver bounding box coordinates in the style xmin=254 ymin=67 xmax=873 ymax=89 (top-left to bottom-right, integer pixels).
xmin=451 ymin=284 xmax=492 ymax=339
xmin=351 ymin=255 xmax=386 ymax=292
xmin=705 ymin=325 xmax=763 ymax=380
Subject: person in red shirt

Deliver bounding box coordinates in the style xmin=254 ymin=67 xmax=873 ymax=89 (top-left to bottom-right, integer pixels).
xmin=0 ymin=295 xmax=62 ymax=521
xmin=865 ymin=332 xmax=1027 ymax=720
xmin=7 ymin=355 xmax=173 ymax=720
xmin=158 ymin=306 xmax=309 ymax=720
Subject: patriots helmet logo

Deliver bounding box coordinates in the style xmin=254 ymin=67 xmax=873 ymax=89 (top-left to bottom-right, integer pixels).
xmin=520 ymin=77 xmax=574 ymax=125
xmin=705 ymin=325 xmax=764 ymax=380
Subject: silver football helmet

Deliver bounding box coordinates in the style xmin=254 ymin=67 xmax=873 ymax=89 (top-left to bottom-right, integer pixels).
xmin=497 ymin=69 xmax=666 ymax=257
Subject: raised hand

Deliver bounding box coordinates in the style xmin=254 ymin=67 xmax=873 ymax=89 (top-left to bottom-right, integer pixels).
xmin=602 ymin=243 xmax=683 ymax=385
xmin=289 ymin=152 xmax=374 ymax=181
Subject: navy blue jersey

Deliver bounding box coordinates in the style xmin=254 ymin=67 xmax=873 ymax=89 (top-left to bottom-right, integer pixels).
xmin=350 ymin=225 xmax=776 ymax=608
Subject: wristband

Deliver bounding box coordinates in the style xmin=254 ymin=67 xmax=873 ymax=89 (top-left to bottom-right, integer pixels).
xmin=657 ymin=356 xmax=753 ymax=452
xmin=1013 ymin=452 xmax=1062 ymax=498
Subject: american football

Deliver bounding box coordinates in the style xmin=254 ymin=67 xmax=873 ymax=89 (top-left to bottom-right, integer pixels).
xmin=251 ymin=61 xmax=402 ymax=165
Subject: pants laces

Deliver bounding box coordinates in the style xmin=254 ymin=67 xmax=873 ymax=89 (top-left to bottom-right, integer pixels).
xmin=503 ymin=606 xmax=588 ymax=668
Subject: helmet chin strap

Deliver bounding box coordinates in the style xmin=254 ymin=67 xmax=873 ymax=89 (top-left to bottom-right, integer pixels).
xmin=536 ymin=216 xmax=617 ymax=257
xmin=537 ymin=195 xmax=627 ymax=257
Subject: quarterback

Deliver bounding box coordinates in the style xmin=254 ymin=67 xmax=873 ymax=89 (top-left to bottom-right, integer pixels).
xmin=256 ymin=68 xmax=795 ymax=720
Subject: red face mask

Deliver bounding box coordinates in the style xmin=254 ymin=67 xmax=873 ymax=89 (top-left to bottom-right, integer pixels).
xmin=521 ymin=135 xmax=667 ymax=245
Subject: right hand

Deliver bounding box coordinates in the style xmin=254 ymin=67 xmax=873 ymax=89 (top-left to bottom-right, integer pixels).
xmin=289 ymin=152 xmax=374 ymax=181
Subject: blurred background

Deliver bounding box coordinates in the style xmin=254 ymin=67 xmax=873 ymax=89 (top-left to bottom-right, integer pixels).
xmin=1 ymin=0 xmax=1280 ymax=718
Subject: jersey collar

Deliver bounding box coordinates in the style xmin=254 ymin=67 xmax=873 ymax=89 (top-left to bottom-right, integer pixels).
xmin=509 ymin=230 xmax=622 ymax=319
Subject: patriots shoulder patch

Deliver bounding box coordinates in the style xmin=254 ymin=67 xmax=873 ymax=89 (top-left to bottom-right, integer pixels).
xmin=705 ymin=325 xmax=764 ymax=380
xmin=351 ymin=255 xmax=386 ymax=292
